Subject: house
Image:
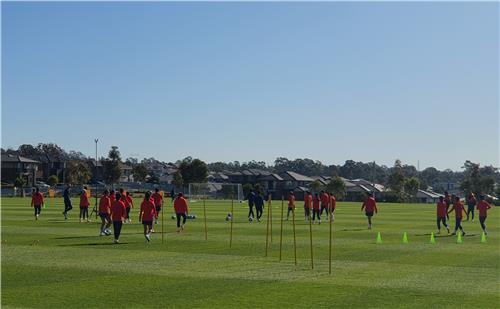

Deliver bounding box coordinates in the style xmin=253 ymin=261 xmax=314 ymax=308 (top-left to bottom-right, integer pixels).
xmin=33 ymin=154 xmax=67 ymax=183
xmin=416 ymin=189 xmax=441 ymax=204
xmin=1 ymin=154 xmax=42 ymax=186
xmin=279 ymin=171 xmax=314 ymax=200
xmin=119 ymin=162 xmax=134 ymax=183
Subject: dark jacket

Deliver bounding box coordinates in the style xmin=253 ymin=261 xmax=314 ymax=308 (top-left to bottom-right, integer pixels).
xmin=247 ymin=192 xmax=255 ymax=206
xmin=254 ymin=195 xmax=264 ymax=208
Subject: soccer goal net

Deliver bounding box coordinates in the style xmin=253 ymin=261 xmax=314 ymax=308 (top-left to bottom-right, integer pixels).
xmin=188 ymin=183 xmax=243 ymax=202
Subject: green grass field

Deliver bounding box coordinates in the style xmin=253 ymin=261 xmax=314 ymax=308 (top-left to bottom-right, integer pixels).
xmin=2 ymin=197 xmax=499 ymax=308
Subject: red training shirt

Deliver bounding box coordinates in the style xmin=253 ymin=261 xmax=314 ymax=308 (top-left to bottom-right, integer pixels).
xmin=80 ymin=191 xmax=90 ymax=207
xmin=111 ymin=200 xmax=126 ymax=221
xmin=31 ymin=192 xmax=44 ymax=206
xmin=362 ymin=197 xmax=377 ymax=213
xmin=140 ymin=200 xmax=157 ymax=221
xmin=151 ymin=192 xmax=163 ymax=207
xmin=436 ymin=201 xmax=447 ymax=218
xmin=476 ymin=200 xmax=491 ymax=218
xmin=313 ymin=196 xmax=321 ymax=210
xmin=99 ymin=196 xmax=111 ymax=214
xmin=173 ymin=197 xmax=189 ymax=214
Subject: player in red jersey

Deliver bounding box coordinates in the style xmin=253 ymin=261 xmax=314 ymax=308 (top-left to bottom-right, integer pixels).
xmin=79 ymin=186 xmax=91 ymax=222
xmin=361 ymin=192 xmax=378 ymax=230
xmin=31 ymin=187 xmax=44 ymax=220
xmin=98 ymin=190 xmax=112 ymax=236
xmin=173 ymin=193 xmax=189 ymax=232
xmin=448 ymin=196 xmax=466 ymax=236
xmin=436 ymin=196 xmax=450 ymax=234
xmin=476 ymin=195 xmax=492 ymax=235
xmin=312 ymin=193 xmax=321 ymax=224
xmin=286 ymin=191 xmax=295 ymax=220
xmin=110 ymin=192 xmax=127 ymax=243
xmin=139 ymin=191 xmax=157 ymax=242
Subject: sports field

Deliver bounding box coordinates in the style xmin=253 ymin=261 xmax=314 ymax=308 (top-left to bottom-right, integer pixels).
xmin=1 ymin=197 xmax=499 ymax=308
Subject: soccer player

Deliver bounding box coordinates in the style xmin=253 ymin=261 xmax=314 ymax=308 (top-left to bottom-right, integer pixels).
xmin=436 ymin=196 xmax=450 ymax=234
xmin=110 ymin=192 xmax=126 ymax=243
xmin=62 ymin=184 xmax=73 ymax=220
xmin=476 ymin=195 xmax=492 ymax=235
xmin=466 ymin=192 xmax=477 ymax=221
xmin=151 ymin=188 xmax=163 ymax=224
xmin=125 ymin=191 xmax=134 ymax=223
xmin=31 ymin=187 xmax=44 ymax=220
xmin=361 ymin=192 xmax=378 ymax=230
xmin=139 ymin=191 xmax=156 ymax=242
xmin=304 ymin=191 xmax=312 ymax=221
xmin=254 ymin=191 xmax=264 ymax=222
xmin=329 ymin=192 xmax=337 ymax=222
xmin=312 ymin=193 xmax=321 ymax=224
xmin=173 ymin=193 xmax=189 ymax=232
xmin=448 ymin=196 xmax=466 ymax=236
xmin=79 ymin=186 xmax=90 ymax=222
xmin=98 ymin=190 xmax=112 ymax=236
xmin=286 ymin=191 xmax=295 ymax=220
xmin=247 ymin=189 xmax=256 ymax=221
xmin=444 ymin=191 xmax=452 ymax=220
xmin=320 ymin=190 xmax=330 ymax=217
xmin=109 ymin=189 xmax=116 ymax=202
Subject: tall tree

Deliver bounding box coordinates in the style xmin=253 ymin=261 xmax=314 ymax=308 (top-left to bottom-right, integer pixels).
xmin=388 ymin=159 xmax=406 ymax=200
xmin=172 ymin=170 xmax=184 ymax=189
xmin=66 ymin=161 xmax=91 ymax=184
xmin=102 ymin=146 xmax=122 ymax=184
xmin=132 ymin=164 xmax=148 ymax=182
xmin=404 ymin=177 xmax=420 ymax=202
xmin=178 ymin=158 xmax=208 ymax=185
xmin=325 ymin=176 xmax=346 ymax=199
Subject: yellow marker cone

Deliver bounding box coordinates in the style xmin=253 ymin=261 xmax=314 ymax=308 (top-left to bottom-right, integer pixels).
xmin=402 ymin=232 xmax=408 ymax=244
xmin=376 ymin=232 xmax=382 ymax=244
xmin=430 ymin=232 xmax=436 ymax=244
xmin=481 ymin=232 xmax=487 ymax=243
xmin=456 ymin=233 xmax=462 ymax=244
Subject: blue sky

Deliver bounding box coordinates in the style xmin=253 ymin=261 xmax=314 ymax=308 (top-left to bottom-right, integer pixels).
xmin=2 ymin=2 xmax=498 ymax=170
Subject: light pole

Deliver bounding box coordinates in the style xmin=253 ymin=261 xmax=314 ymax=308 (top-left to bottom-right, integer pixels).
xmin=94 ymin=139 xmax=99 ymax=219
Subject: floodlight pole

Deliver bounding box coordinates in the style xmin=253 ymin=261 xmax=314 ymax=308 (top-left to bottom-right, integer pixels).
xmin=94 ymin=139 xmax=98 ymax=219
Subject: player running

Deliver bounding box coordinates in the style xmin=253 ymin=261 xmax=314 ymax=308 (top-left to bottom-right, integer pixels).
xmin=304 ymin=191 xmax=312 ymax=222
xmin=110 ymin=192 xmax=127 ymax=243
xmin=448 ymin=196 xmax=466 ymax=236
xmin=79 ymin=186 xmax=90 ymax=222
xmin=436 ymin=196 xmax=450 ymax=234
xmin=98 ymin=190 xmax=112 ymax=236
xmin=312 ymin=193 xmax=321 ymax=224
xmin=476 ymin=195 xmax=492 ymax=235
xmin=173 ymin=193 xmax=189 ymax=232
xmin=62 ymin=184 xmax=73 ymax=220
xmin=139 ymin=191 xmax=157 ymax=242
xmin=151 ymin=188 xmax=163 ymax=224
xmin=286 ymin=191 xmax=295 ymax=220
xmin=320 ymin=190 xmax=330 ymax=218
xmin=466 ymin=192 xmax=477 ymax=221
xmin=361 ymin=192 xmax=378 ymax=230
xmin=31 ymin=187 xmax=44 ymax=220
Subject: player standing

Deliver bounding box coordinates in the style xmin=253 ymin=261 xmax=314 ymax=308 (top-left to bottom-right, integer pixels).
xmin=361 ymin=192 xmax=378 ymax=230
xmin=436 ymin=196 xmax=450 ymax=234
xmin=173 ymin=193 xmax=189 ymax=232
xmin=31 ymin=187 xmax=44 ymax=220
xmin=62 ymin=184 xmax=73 ymax=220
xmin=98 ymin=190 xmax=112 ymax=236
xmin=286 ymin=191 xmax=295 ymax=220
xmin=139 ymin=191 xmax=157 ymax=242
xmin=125 ymin=191 xmax=134 ymax=223
xmin=312 ymin=193 xmax=321 ymax=224
xmin=151 ymin=188 xmax=163 ymax=224
xmin=304 ymin=191 xmax=312 ymax=222
xmin=79 ymin=186 xmax=90 ymax=222
xmin=448 ymin=196 xmax=466 ymax=236
xmin=476 ymin=195 xmax=492 ymax=235
xmin=110 ymin=192 xmax=126 ymax=243
xmin=329 ymin=192 xmax=337 ymax=222
xmin=320 ymin=190 xmax=330 ymax=218
xmin=247 ymin=189 xmax=255 ymax=221
xmin=254 ymin=191 xmax=264 ymax=222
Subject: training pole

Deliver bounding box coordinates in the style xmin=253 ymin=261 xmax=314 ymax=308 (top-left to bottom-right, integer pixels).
xmin=279 ymin=196 xmax=284 ymax=261
xmin=309 ymin=206 xmax=314 ymax=269
xmin=203 ymin=196 xmax=208 ymax=241
xmin=268 ymin=194 xmax=273 ymax=243
xmin=329 ymin=202 xmax=332 ymax=274
xmin=230 ymin=196 xmax=234 ymax=248
xmin=265 ymin=196 xmax=271 ymax=257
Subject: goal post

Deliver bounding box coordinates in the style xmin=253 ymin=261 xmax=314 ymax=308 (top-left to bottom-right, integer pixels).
xmin=188 ymin=183 xmax=243 ymax=202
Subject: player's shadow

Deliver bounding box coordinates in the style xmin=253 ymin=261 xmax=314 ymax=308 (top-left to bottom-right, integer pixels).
xmin=341 ymin=228 xmax=365 ymax=232
xmin=58 ymin=242 xmax=127 ymax=247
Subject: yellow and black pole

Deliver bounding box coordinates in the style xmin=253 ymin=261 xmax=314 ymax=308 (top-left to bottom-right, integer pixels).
xmin=203 ymin=196 xmax=208 ymax=241
xmin=229 ymin=195 xmax=234 ymax=248
xmin=279 ymin=195 xmax=284 ymax=261
xmin=309 ymin=200 xmax=314 ymax=269
xmin=292 ymin=202 xmax=297 ymax=266
xmin=265 ymin=195 xmax=271 ymax=257
xmin=329 ymin=199 xmax=332 ymax=274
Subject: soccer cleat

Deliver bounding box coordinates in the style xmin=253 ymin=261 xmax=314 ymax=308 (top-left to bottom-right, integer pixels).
xmin=446 ymin=227 xmax=450 ymax=234
xmin=451 ymin=232 xmax=456 ymax=236
xmin=437 ymin=230 xmax=441 ymax=234
xmin=484 ymin=229 xmax=488 ymax=236
xmin=113 ymin=239 xmax=119 ymax=244
xmin=100 ymin=232 xmax=106 ymax=236
xmin=181 ymin=224 xmax=184 ymax=230
xmin=462 ymin=231 xmax=466 ymax=237
xmin=145 ymin=234 xmax=151 ymax=242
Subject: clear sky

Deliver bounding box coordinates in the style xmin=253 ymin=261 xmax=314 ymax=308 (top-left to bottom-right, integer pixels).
xmin=2 ymin=2 xmax=498 ymax=170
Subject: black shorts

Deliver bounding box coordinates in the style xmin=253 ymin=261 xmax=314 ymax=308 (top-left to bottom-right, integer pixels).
xmin=288 ymin=206 xmax=294 ymax=210
xmin=155 ymin=206 xmax=162 ymax=213
xmin=99 ymin=212 xmax=110 ymax=220
xmin=142 ymin=220 xmax=153 ymax=225
xmin=80 ymin=206 xmax=88 ymax=210
xmin=365 ymin=212 xmax=374 ymax=217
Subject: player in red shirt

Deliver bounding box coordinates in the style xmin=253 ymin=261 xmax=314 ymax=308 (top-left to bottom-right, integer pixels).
xmin=98 ymin=190 xmax=112 ymax=236
xmin=303 ymin=191 xmax=312 ymax=222
xmin=79 ymin=186 xmax=91 ymax=223
xmin=173 ymin=193 xmax=189 ymax=232
xmin=312 ymin=193 xmax=321 ymax=224
xmin=320 ymin=191 xmax=330 ymax=217
xmin=444 ymin=191 xmax=452 ymax=220
xmin=466 ymin=192 xmax=477 ymax=221
xmin=436 ymin=196 xmax=450 ymax=234
xmin=126 ymin=191 xmax=134 ymax=223
xmin=476 ymin=195 xmax=492 ymax=235
xmin=151 ymin=188 xmax=163 ymax=224
xmin=361 ymin=192 xmax=378 ymax=230
xmin=110 ymin=192 xmax=127 ymax=243
xmin=139 ymin=191 xmax=157 ymax=242
xmin=286 ymin=191 xmax=295 ymax=220
xmin=31 ymin=187 xmax=44 ymax=220
xmin=448 ymin=196 xmax=466 ymax=236
xmin=328 ymin=193 xmax=337 ymax=222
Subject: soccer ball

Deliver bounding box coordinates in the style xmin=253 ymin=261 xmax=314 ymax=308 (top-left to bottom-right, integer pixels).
xmin=249 ymin=217 xmax=253 ymax=222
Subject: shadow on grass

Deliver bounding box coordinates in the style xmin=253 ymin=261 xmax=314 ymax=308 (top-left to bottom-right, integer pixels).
xmin=413 ymin=233 xmax=478 ymax=237
xmin=341 ymin=228 xmax=365 ymax=232
xmin=58 ymin=242 xmax=128 ymax=247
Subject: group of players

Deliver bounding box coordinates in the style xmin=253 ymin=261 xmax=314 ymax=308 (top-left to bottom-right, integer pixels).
xmin=30 ymin=185 xmax=191 ymax=243
xmin=30 ymin=185 xmax=494 ymax=243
